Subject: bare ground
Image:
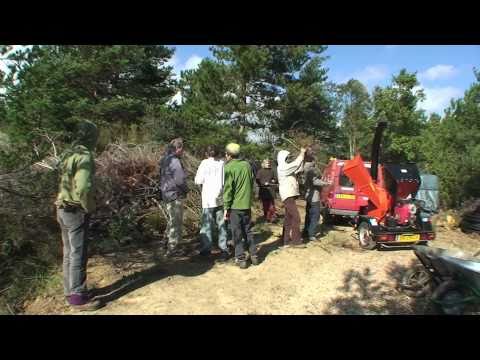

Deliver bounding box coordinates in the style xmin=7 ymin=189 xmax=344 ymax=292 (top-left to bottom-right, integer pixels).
xmin=24 ymin=200 xmax=480 ymax=315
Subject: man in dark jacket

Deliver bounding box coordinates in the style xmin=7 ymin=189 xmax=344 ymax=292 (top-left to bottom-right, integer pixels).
xmin=302 ymin=156 xmax=330 ymax=241
xmin=159 ymin=138 xmax=188 ymax=257
xmin=256 ymin=159 xmax=277 ymax=223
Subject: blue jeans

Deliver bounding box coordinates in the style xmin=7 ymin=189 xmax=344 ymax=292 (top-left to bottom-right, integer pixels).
xmin=57 ymin=208 xmax=90 ymax=296
xmin=303 ymin=201 xmax=322 ymax=238
xmin=230 ymin=209 xmax=256 ymax=259
xmin=199 ymin=206 xmax=228 ymax=252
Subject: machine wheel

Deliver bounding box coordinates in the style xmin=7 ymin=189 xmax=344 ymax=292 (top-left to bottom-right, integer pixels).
xmin=400 ymin=265 xmax=433 ymax=298
xmin=358 ymin=221 xmax=377 ymax=250
xmin=322 ymin=209 xmax=334 ymax=225
xmin=431 ymin=280 xmax=467 ymax=315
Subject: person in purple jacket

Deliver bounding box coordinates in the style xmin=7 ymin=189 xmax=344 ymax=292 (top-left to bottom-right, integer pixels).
xmin=159 ymin=138 xmax=188 ymax=257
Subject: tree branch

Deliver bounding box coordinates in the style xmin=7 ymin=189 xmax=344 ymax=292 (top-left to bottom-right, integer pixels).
xmin=0 ymin=185 xmax=41 ymax=199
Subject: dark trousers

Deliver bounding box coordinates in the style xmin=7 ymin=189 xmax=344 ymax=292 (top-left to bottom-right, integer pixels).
xmin=261 ymin=198 xmax=276 ymax=222
xmin=57 ymin=208 xmax=90 ymax=296
xmin=303 ymin=201 xmax=322 ymax=238
xmin=230 ymin=209 xmax=256 ymax=259
xmin=282 ymin=197 xmax=302 ymax=245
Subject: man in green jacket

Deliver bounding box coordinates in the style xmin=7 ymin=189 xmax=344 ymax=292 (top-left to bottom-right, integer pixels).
xmin=55 ymin=120 xmax=102 ymax=311
xmin=223 ymin=143 xmax=258 ymax=269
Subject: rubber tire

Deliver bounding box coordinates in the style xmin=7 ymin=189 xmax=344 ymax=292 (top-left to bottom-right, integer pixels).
xmin=460 ymin=221 xmax=480 ymax=233
xmin=358 ymin=221 xmax=377 ymax=250
xmin=461 ymin=211 xmax=480 ymax=233
xmin=323 ymin=210 xmax=334 ymax=225
xmin=431 ymin=280 xmax=467 ymax=315
xmin=400 ymin=265 xmax=433 ymax=298
xmin=463 ymin=213 xmax=480 ymax=222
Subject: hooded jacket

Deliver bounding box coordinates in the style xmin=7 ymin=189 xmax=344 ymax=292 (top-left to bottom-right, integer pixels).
xmin=159 ymin=151 xmax=188 ymax=203
xmin=55 ymin=120 xmax=98 ymax=213
xmin=277 ymin=150 xmax=305 ymax=201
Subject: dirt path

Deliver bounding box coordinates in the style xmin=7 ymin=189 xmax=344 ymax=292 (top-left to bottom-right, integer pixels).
xmin=24 ymin=201 xmax=480 ymax=315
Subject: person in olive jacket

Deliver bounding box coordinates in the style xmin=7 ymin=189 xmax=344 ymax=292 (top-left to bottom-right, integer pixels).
xmin=223 ymin=143 xmax=258 ymax=269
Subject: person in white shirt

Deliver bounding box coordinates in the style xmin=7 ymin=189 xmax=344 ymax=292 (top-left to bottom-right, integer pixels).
xmin=194 ymin=145 xmax=230 ymax=260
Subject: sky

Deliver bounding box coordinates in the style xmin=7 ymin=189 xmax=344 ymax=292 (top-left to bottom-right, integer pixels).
xmin=2 ymin=45 xmax=479 ymax=115
xmin=167 ymin=45 xmax=480 ymax=115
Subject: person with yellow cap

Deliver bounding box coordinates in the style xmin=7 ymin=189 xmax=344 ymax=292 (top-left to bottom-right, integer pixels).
xmin=223 ymin=143 xmax=258 ymax=269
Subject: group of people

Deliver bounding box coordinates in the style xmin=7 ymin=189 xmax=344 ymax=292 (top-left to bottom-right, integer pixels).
xmin=55 ymin=120 xmax=329 ymax=311
xmin=159 ymin=138 xmax=331 ymax=264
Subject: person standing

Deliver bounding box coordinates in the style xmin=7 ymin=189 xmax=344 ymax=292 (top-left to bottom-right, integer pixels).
xmin=256 ymin=159 xmax=277 ymax=223
xmin=194 ymin=145 xmax=230 ymax=260
xmin=277 ymin=148 xmax=307 ymax=248
xmin=55 ymin=120 xmax=102 ymax=311
xmin=302 ymin=158 xmax=330 ymax=241
xmin=223 ymin=143 xmax=258 ymax=269
xmin=159 ymin=138 xmax=188 ymax=257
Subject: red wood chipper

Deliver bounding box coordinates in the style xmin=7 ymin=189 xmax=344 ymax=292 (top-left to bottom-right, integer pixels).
xmin=343 ymin=121 xmax=436 ymax=250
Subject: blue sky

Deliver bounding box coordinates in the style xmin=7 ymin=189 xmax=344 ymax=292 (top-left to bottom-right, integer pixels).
xmin=168 ymin=45 xmax=480 ymax=115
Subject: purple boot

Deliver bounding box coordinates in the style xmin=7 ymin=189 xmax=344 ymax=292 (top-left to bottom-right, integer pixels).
xmin=67 ymin=294 xmax=102 ymax=311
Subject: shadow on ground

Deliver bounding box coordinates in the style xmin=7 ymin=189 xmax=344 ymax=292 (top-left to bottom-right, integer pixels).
xmin=91 ymin=253 xmax=215 ymax=306
xmin=83 ymin=231 xmax=220 ymax=306
xmin=323 ymin=259 xmax=433 ymax=315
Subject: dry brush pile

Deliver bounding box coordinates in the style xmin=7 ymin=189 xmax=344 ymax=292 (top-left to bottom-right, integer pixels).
xmin=0 ymin=142 xmax=204 ymax=312
xmin=92 ymin=143 xmax=203 ymax=250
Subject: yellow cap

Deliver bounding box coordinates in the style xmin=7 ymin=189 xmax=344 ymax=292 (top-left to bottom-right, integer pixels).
xmin=226 ymin=143 xmax=240 ymax=155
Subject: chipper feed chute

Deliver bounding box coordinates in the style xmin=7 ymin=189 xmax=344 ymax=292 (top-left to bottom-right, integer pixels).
xmin=343 ymin=154 xmax=391 ymax=221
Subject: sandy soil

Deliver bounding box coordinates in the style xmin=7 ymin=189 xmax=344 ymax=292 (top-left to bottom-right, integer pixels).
xmin=24 ymin=200 xmax=480 ymax=315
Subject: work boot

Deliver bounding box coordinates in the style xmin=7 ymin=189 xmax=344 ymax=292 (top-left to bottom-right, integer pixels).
xmin=235 ymin=256 xmax=249 ymax=269
xmin=217 ymin=250 xmax=232 ymax=262
xmin=250 ymin=255 xmax=260 ymax=266
xmin=67 ymin=294 xmax=103 ymax=312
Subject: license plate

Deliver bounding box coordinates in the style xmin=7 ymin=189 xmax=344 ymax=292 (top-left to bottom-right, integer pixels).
xmin=398 ymin=234 xmax=420 ymax=242
xmin=335 ymin=194 xmax=356 ymax=200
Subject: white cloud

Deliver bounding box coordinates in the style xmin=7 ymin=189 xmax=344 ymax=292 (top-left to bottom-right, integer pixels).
xmin=167 ymin=53 xmax=204 ymax=79
xmin=183 ymin=55 xmax=203 ymax=71
xmin=418 ymin=64 xmax=458 ymax=81
xmin=166 ymin=54 xmax=204 ymax=105
xmin=416 ymin=86 xmax=463 ymax=114
xmin=345 ymin=65 xmax=389 ymax=84
xmin=165 ymin=54 xmax=181 ymax=78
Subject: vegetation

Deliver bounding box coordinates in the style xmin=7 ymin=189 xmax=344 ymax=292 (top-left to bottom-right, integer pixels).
xmin=0 ymin=45 xmax=478 ymax=313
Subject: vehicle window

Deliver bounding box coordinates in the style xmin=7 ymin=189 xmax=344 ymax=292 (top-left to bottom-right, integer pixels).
xmin=339 ymin=169 xmax=354 ymax=187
